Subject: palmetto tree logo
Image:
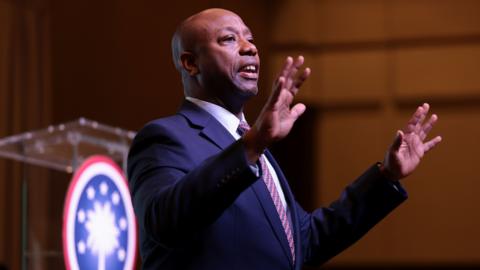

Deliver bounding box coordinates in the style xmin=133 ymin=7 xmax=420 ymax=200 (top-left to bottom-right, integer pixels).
xmin=82 ymin=191 xmax=121 ymax=270
xmin=63 ymin=156 xmax=136 ymax=270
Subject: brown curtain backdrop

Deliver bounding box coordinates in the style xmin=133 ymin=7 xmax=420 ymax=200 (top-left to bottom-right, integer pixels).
xmin=0 ymin=0 xmax=51 ymax=269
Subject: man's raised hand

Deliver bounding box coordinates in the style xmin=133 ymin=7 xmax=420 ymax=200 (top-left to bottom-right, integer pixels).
xmin=382 ymin=103 xmax=442 ymax=181
xmin=243 ymin=56 xmax=311 ymax=162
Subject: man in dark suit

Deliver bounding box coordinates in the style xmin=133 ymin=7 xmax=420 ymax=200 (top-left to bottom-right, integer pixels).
xmin=127 ymin=8 xmax=442 ymax=270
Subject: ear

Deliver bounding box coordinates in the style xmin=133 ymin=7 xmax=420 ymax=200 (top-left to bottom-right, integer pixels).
xmin=180 ymin=51 xmax=199 ymax=76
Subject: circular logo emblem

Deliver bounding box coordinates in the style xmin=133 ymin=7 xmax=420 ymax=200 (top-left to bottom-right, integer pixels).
xmin=63 ymin=156 xmax=136 ymax=270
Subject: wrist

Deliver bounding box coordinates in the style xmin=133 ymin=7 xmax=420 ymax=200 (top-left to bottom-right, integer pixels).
xmin=377 ymin=162 xmax=398 ymax=182
xmin=242 ymin=129 xmax=267 ymax=164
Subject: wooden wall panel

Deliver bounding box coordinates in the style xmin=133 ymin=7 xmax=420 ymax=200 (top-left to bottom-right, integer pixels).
xmin=0 ymin=2 xmax=11 ymax=266
xmin=316 ymin=0 xmax=387 ymax=43
xmin=273 ymin=0 xmax=480 ymax=46
xmin=315 ymin=110 xmax=396 ymax=264
xmin=271 ymin=0 xmax=317 ymax=44
xmin=273 ymin=0 xmax=387 ymax=44
xmin=314 ymin=50 xmax=387 ymax=103
xmin=316 ymin=110 xmax=388 ymax=205
xmin=394 ymin=45 xmax=480 ymax=98
xmin=389 ymin=0 xmax=480 ymax=39
xmin=270 ymin=50 xmax=387 ymax=104
xmin=0 ymin=1 xmax=53 ymax=269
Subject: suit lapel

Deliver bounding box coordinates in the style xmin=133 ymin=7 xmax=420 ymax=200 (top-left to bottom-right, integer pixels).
xmin=177 ymin=100 xmax=235 ymax=150
xmin=200 ymin=122 xmax=235 ymax=150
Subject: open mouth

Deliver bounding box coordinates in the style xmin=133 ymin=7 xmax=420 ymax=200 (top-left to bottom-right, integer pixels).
xmin=238 ymin=64 xmax=259 ymax=80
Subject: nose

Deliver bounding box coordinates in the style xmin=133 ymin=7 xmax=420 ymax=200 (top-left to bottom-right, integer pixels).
xmin=239 ymin=38 xmax=257 ymax=56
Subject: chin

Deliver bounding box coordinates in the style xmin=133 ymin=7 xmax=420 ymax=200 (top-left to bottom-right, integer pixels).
xmin=235 ymin=81 xmax=258 ymax=97
xmin=237 ymin=87 xmax=258 ymax=98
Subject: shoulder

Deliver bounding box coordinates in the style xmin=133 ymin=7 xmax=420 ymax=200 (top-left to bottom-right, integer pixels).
xmin=138 ymin=115 xmax=186 ymax=137
xmin=127 ymin=114 xmax=195 ymax=178
xmin=134 ymin=100 xmax=209 ymax=141
xmin=130 ymin=114 xmax=193 ymax=152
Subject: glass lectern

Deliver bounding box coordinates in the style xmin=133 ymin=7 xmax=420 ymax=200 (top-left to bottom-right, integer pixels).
xmin=0 ymin=118 xmax=135 ymax=270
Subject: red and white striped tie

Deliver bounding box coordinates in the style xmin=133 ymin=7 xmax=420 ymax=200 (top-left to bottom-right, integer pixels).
xmin=238 ymin=121 xmax=295 ymax=263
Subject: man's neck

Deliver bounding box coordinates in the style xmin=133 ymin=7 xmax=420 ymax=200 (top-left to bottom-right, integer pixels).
xmin=189 ymin=95 xmax=245 ymax=119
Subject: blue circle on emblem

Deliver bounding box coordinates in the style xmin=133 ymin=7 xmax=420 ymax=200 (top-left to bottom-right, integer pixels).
xmin=63 ymin=156 xmax=136 ymax=270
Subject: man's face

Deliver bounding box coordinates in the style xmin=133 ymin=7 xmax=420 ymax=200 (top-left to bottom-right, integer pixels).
xmin=193 ymin=11 xmax=260 ymax=99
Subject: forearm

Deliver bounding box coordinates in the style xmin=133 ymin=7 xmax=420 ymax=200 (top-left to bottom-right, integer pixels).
xmin=301 ymin=164 xmax=408 ymax=265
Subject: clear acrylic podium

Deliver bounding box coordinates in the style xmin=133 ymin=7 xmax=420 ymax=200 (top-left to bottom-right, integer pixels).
xmin=0 ymin=118 xmax=136 ymax=270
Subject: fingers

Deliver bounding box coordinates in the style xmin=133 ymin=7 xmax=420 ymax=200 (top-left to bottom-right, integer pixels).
xmin=284 ymin=56 xmax=304 ymax=90
xmin=404 ymin=103 xmax=441 ymax=152
xmin=391 ymin=130 xmax=404 ymax=151
xmin=270 ymin=76 xmax=285 ymax=105
xmin=405 ymin=103 xmax=441 ymax=145
xmin=272 ymin=57 xmax=292 ymax=102
xmin=277 ymin=56 xmax=310 ymax=93
xmin=290 ymin=103 xmax=306 ymax=120
xmin=424 ymin=135 xmax=442 ymax=153
xmin=419 ymin=113 xmax=438 ymax=140
xmin=270 ymin=55 xmax=311 ymax=109
xmin=292 ymin=67 xmax=311 ymax=94
xmin=406 ymin=103 xmax=429 ymax=133
xmin=278 ymin=57 xmax=293 ymax=79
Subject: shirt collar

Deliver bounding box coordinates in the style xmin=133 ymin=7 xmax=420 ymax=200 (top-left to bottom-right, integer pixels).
xmin=185 ymin=97 xmax=246 ymax=139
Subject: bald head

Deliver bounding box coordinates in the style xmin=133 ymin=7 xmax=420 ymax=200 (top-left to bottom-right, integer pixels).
xmin=171 ymin=8 xmax=242 ymax=71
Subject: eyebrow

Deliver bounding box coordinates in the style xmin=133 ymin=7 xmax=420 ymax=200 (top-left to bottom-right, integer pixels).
xmin=218 ymin=26 xmax=253 ymax=37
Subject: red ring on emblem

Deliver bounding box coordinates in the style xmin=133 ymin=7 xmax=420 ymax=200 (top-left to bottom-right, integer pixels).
xmin=62 ymin=155 xmax=137 ymax=270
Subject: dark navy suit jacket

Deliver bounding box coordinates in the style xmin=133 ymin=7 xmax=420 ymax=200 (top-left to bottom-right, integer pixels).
xmin=127 ymin=100 xmax=407 ymax=270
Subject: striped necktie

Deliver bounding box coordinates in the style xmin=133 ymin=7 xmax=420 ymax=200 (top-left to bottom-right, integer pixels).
xmin=237 ymin=121 xmax=295 ymax=263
